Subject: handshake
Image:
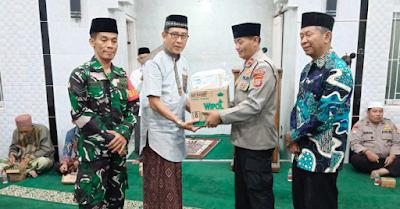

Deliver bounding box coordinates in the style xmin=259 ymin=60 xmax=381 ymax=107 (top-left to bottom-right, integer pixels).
xmin=179 ymin=110 xmax=221 ymax=132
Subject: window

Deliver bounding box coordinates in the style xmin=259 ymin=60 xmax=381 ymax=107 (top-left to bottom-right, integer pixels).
xmin=70 ymin=0 xmax=81 ymax=18
xmin=386 ymin=12 xmax=400 ymax=105
xmin=326 ymin=0 xmax=337 ymax=17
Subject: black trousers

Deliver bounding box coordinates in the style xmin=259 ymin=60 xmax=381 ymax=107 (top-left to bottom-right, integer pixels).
xmin=350 ymin=153 xmax=400 ymax=177
xmin=292 ymin=160 xmax=338 ymax=209
xmin=234 ymin=146 xmax=274 ymax=209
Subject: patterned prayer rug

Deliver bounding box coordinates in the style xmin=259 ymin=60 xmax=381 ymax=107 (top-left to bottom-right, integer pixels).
xmin=0 ymin=185 xmax=201 ymax=209
xmin=186 ymin=137 xmax=220 ymax=158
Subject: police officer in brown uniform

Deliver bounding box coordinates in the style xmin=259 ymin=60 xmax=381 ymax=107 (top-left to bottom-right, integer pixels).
xmin=204 ymin=23 xmax=278 ymax=209
xmin=350 ymin=102 xmax=400 ymax=178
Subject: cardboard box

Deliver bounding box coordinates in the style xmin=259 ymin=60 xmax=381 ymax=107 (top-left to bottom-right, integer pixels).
xmin=381 ymin=177 xmax=396 ymax=188
xmin=189 ymin=86 xmax=230 ymax=126
xmin=61 ymin=173 xmax=77 ymax=184
xmin=6 ymin=169 xmax=26 ymax=181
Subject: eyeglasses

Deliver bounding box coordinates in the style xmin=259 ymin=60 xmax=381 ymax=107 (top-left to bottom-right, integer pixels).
xmin=167 ymin=32 xmax=189 ymax=40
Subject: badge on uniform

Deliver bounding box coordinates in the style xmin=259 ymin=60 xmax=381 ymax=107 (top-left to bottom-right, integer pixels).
xmin=242 ymin=76 xmax=249 ymax=80
xmin=252 ymin=69 xmax=265 ymax=88
xmin=384 ymin=124 xmax=391 ymax=130
xmin=394 ymin=125 xmax=399 ymax=134
xmin=352 ymin=126 xmax=359 ymax=133
xmin=239 ymin=83 xmax=246 ymax=90
xmin=117 ymin=77 xmax=128 ymax=89
xmin=246 ymin=58 xmax=254 ymax=67
xmin=246 ymin=70 xmax=250 ymax=75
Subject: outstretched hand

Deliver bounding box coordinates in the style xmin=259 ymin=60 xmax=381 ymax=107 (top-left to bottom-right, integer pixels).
xmin=180 ymin=119 xmax=202 ymax=132
xmin=202 ymin=110 xmax=221 ymax=128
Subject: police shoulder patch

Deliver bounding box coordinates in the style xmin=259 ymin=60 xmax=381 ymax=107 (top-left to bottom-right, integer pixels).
xmin=252 ymin=69 xmax=265 ymax=88
xmin=352 ymin=126 xmax=359 ymax=133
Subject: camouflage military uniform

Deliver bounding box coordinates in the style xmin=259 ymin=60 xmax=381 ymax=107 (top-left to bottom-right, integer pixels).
xmin=68 ymin=56 xmax=137 ymax=209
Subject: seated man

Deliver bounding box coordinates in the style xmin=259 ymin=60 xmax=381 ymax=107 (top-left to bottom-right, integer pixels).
xmin=0 ymin=114 xmax=55 ymax=178
xmin=55 ymin=125 xmax=78 ymax=175
xmin=350 ymin=102 xmax=400 ymax=178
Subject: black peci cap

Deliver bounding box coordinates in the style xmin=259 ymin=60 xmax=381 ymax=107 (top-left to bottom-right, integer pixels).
xmin=301 ymin=12 xmax=334 ymax=31
xmin=232 ymin=23 xmax=261 ymax=39
xmin=90 ymin=18 xmax=118 ymax=34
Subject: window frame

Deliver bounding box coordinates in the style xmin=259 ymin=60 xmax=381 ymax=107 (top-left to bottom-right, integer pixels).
xmin=386 ymin=12 xmax=400 ymax=106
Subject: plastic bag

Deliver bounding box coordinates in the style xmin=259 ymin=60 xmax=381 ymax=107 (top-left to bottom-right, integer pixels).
xmin=191 ymin=69 xmax=231 ymax=90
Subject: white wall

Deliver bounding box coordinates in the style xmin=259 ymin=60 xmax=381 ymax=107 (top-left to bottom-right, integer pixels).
xmin=46 ymin=0 xmax=137 ymax=160
xmin=361 ymin=0 xmax=400 ymax=125
xmin=0 ymin=0 xmax=49 ymax=158
xmin=135 ymin=0 xmax=275 ymax=135
xmin=279 ymin=8 xmax=298 ymax=160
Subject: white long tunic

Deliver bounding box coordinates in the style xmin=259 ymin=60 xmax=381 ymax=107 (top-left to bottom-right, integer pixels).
xmin=139 ymin=45 xmax=189 ymax=162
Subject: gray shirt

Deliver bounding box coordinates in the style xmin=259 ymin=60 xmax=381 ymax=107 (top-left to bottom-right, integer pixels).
xmin=350 ymin=117 xmax=400 ymax=158
xmin=220 ymin=50 xmax=279 ymax=150
xmin=139 ymin=45 xmax=189 ymax=162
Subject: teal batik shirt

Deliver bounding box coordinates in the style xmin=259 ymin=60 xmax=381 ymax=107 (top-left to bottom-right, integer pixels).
xmin=290 ymin=50 xmax=353 ymax=173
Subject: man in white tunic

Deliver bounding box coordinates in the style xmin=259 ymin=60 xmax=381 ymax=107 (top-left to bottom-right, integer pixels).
xmin=139 ymin=14 xmax=200 ymax=208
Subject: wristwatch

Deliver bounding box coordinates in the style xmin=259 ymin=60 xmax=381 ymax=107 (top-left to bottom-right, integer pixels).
xmin=176 ymin=120 xmax=183 ymax=128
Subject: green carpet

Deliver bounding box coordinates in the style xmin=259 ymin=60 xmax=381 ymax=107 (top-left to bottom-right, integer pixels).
xmin=0 ymin=162 xmax=398 ymax=209
xmin=128 ymin=134 xmax=233 ymax=160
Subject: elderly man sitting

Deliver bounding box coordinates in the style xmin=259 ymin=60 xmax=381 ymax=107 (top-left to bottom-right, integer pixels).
xmin=0 ymin=114 xmax=55 ymax=178
xmin=350 ymin=102 xmax=400 ymax=178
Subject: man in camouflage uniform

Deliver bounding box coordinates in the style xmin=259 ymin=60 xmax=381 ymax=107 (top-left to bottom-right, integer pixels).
xmin=68 ymin=18 xmax=137 ymax=209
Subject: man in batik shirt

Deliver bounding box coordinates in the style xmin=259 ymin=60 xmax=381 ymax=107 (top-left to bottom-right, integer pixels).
xmin=286 ymin=12 xmax=353 ymax=209
xmin=55 ymin=124 xmax=78 ymax=175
